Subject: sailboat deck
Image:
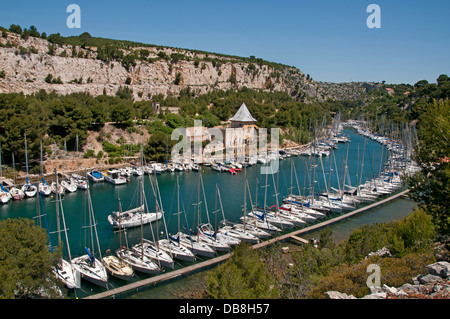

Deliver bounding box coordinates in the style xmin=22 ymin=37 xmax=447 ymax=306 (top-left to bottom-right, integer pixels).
xmin=84 ymin=189 xmax=410 ymax=299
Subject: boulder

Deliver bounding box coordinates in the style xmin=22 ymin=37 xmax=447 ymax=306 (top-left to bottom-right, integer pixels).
xmin=426 ymin=261 xmax=450 ymax=278
xmin=398 ymin=283 xmax=420 ymax=294
xmin=362 ymin=292 xmax=387 ymax=299
xmin=325 ymin=291 xmax=357 ymax=299
xmin=369 ymin=286 xmax=384 ymax=294
xmin=367 ymin=247 xmax=393 ymax=258
xmin=382 ymin=284 xmax=398 ymax=295
xmin=417 ymin=274 xmax=443 ymax=285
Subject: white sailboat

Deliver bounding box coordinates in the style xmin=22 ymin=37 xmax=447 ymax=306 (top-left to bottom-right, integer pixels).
xmin=218 ymin=169 xmax=260 ymax=244
xmin=115 ymin=178 xmax=163 ymax=275
xmin=248 ymin=209 xmax=294 ymax=230
xmin=132 ymin=166 xmax=144 ymax=176
xmin=51 ymin=181 xmax=65 ymax=196
xmin=60 ymin=140 xmax=77 ymax=193
xmin=135 ymin=238 xmax=174 ymax=270
xmin=133 ymin=174 xmax=174 ymax=269
xmin=50 ymin=170 xmax=81 ymax=290
xmin=71 ymin=186 xmax=108 ymax=288
xmin=38 ymin=140 xmax=52 ymax=196
xmin=61 ymin=179 xmax=77 ymax=193
xmin=0 ymin=142 xmax=12 ymax=204
xmin=22 ymin=178 xmax=37 ymax=198
xmin=177 ymin=231 xmax=216 ymax=258
xmin=107 ymin=204 xmax=162 ymax=229
xmin=194 ymin=182 xmax=232 ymax=252
xmin=102 ymin=197 xmax=134 ymax=281
xmin=116 ymin=247 xmax=161 ymax=275
xmin=10 ymin=153 xmax=24 ymax=200
xmin=71 ymin=174 xmax=88 ymax=189
xmin=21 ymin=133 xmax=37 ymax=198
xmin=10 ymin=185 xmax=24 ymax=200
xmin=107 ymin=174 xmax=162 ymax=229
xmin=157 ymin=177 xmax=196 ymax=262
xmin=72 ymin=135 xmax=89 ymax=190
xmin=197 ymin=223 xmax=235 ymax=251
xmin=0 ymin=184 xmax=12 ymax=204
xmin=119 ymin=167 xmax=132 ymax=177
xmin=173 ymin=177 xmax=216 ymax=258
xmin=197 ymin=186 xmax=241 ymax=247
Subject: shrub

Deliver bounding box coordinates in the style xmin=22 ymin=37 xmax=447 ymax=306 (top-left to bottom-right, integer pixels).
xmin=174 ymin=72 xmax=182 ymax=85
xmin=341 ymin=222 xmax=394 ymax=263
xmin=390 ymin=207 xmax=435 ymax=257
xmin=306 ymin=253 xmax=435 ymax=299
xmin=102 ymin=140 xmax=120 ymax=154
xmin=44 ymin=74 xmax=53 ymax=83
xmin=205 ymin=243 xmax=280 ymax=299
xmin=84 ymin=149 xmax=95 ymax=158
xmin=96 ymin=150 xmax=104 ymax=160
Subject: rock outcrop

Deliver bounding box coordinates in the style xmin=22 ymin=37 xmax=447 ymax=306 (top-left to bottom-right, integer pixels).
xmin=0 ymin=31 xmax=330 ymax=101
xmin=0 ymin=31 xmax=380 ymax=102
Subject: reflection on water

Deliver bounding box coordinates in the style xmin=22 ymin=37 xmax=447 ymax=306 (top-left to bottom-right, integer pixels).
xmin=0 ymin=128 xmax=410 ymax=298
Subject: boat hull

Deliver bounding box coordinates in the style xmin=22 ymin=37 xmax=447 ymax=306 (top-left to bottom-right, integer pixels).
xmin=87 ymin=171 xmax=104 ymax=183
xmin=72 ymin=255 xmax=109 ymax=289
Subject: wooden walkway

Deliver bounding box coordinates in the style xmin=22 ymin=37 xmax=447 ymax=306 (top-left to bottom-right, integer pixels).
xmin=84 ymin=189 xmax=409 ymax=299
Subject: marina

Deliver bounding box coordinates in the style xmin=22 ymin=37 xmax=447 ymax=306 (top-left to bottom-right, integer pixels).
xmin=84 ymin=188 xmax=411 ymax=299
xmin=0 ymin=123 xmax=419 ymax=298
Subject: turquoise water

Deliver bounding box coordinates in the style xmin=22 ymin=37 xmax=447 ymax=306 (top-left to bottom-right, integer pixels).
xmin=0 ymin=128 xmax=393 ymax=297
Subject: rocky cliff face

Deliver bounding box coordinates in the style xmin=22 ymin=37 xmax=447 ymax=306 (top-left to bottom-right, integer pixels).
xmin=0 ymin=31 xmax=332 ymax=101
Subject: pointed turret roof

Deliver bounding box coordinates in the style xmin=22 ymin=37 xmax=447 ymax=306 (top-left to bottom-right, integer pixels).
xmin=229 ymin=103 xmax=257 ymax=122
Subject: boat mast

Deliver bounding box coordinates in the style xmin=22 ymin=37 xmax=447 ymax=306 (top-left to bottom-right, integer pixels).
xmin=118 ymin=197 xmax=123 ymax=249
xmin=154 ymin=176 xmax=170 ymax=247
xmin=140 ymin=177 xmax=144 ymax=259
xmin=243 ymin=162 xmax=247 ymax=229
xmin=196 ymin=174 xmax=201 ymax=242
xmin=358 ymin=137 xmax=367 ymax=189
xmin=200 ymin=174 xmax=213 ymax=232
xmin=12 ymin=153 xmax=15 ymax=186
xmin=56 ymin=170 xmax=73 ymax=262
xmin=75 ymin=134 xmax=79 ymax=174
xmin=176 ymin=176 xmax=180 ymax=246
xmin=24 ymin=132 xmax=29 ymax=180
xmin=40 ymin=139 xmax=43 ymax=180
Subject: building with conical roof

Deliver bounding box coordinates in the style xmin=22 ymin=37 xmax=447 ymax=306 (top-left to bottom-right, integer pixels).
xmin=229 ymin=103 xmax=257 ymax=128
xmin=225 ymin=103 xmax=259 ymax=159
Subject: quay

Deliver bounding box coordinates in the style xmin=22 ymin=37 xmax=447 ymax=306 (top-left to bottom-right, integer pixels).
xmin=84 ymin=188 xmax=410 ymax=299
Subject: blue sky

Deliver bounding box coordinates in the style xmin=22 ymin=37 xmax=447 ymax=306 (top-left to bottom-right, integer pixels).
xmin=1 ymin=0 xmax=449 ymax=84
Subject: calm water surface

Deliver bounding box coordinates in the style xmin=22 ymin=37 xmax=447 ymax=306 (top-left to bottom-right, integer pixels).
xmin=1 ymin=128 xmax=412 ymax=298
